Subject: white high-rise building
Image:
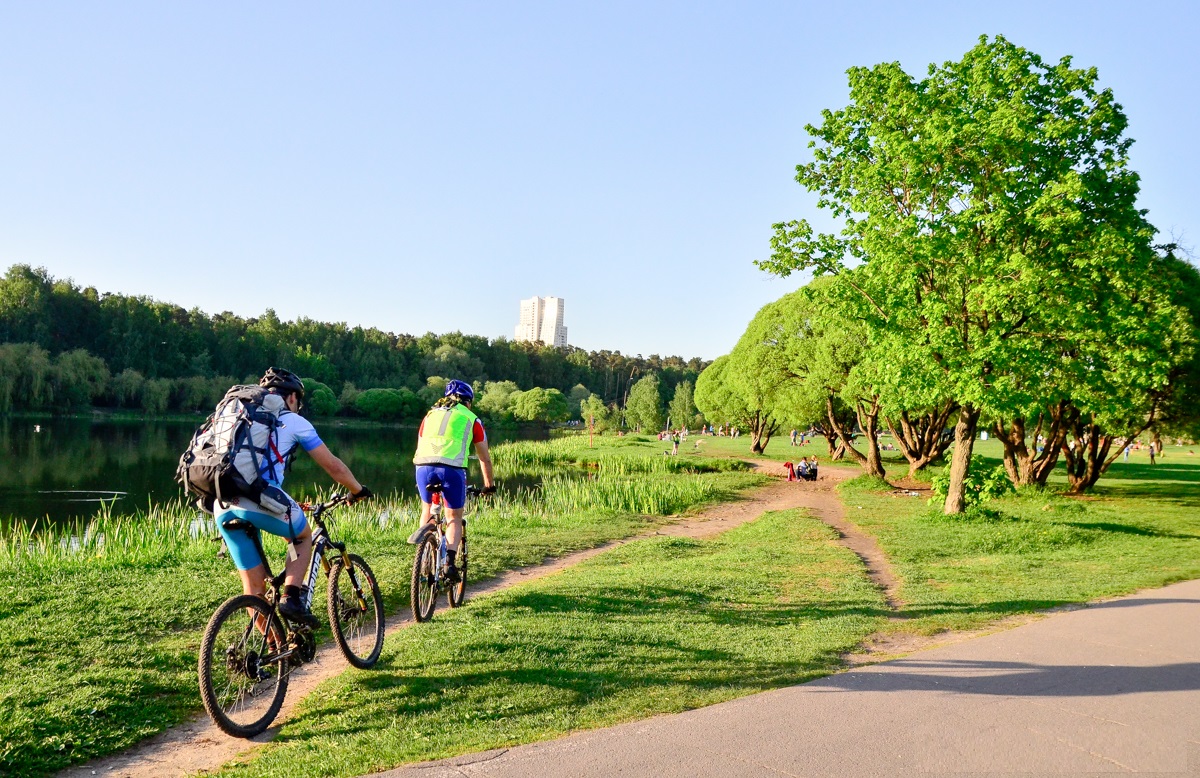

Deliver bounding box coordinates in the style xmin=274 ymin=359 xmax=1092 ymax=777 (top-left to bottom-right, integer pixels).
xmin=515 ymin=296 xmax=568 ymax=347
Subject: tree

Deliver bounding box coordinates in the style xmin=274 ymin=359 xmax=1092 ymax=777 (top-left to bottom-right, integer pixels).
xmin=624 ymin=374 xmax=664 ymax=433
xmin=667 ymin=380 xmax=698 ymax=432
xmin=109 ymin=368 xmax=146 ymax=409
xmin=567 ymin=383 xmax=591 ymax=420
xmin=580 ymin=393 xmax=619 ymax=433
xmin=759 ymin=36 xmax=1170 ymax=512
xmin=476 ymin=380 xmax=521 ymax=421
xmin=510 ymin=387 xmax=571 ymax=423
xmin=301 ymin=377 xmax=340 ymax=417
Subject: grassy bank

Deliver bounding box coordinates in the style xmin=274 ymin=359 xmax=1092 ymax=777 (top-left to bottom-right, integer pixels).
xmin=216 ymin=509 xmax=887 ymax=778
xmin=0 ymin=436 xmax=760 ymax=778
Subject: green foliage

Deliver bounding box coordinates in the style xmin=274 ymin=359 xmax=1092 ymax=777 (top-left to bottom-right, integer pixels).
xmin=757 ymin=35 xmax=1195 ymax=501
xmin=354 ymin=388 xmax=422 ymax=421
xmin=580 ymin=393 xmax=619 ymax=433
xmin=667 ymin=379 xmax=697 ymax=431
xmin=0 ymin=265 xmax=708 ymax=417
xmin=301 ymin=378 xmax=340 ymax=417
xmin=52 ymin=349 xmax=109 ymax=409
xmin=928 ymin=456 xmax=1013 ymax=508
xmin=567 ymin=383 xmax=591 ymax=420
xmin=509 ymin=387 xmax=570 ymax=423
xmin=625 ymin=374 xmax=664 ymax=432
xmin=476 ymin=380 xmax=521 ymax=421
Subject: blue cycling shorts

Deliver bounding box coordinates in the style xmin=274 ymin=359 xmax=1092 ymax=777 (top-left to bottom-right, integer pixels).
xmin=416 ymin=465 xmax=467 ymax=509
xmin=216 ymin=496 xmax=309 ymax=571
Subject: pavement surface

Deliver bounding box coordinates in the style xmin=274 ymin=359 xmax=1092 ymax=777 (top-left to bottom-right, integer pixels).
xmin=371 ymin=578 xmax=1200 ymax=777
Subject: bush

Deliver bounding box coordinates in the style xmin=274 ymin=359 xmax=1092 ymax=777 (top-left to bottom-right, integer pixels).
xmin=929 ymin=456 xmax=1013 ymax=507
xmin=355 ymin=387 xmax=422 ymax=421
xmin=301 ymin=377 xmax=340 ymax=416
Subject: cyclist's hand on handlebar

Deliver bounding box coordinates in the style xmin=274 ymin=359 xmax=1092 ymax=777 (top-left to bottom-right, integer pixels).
xmin=350 ymin=485 xmax=374 ymax=503
xmin=481 ymin=485 xmax=497 ymax=495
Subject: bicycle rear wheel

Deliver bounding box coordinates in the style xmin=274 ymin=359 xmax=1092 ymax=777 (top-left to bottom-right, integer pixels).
xmin=448 ymin=533 xmax=467 ymax=607
xmin=328 ymin=553 xmax=385 ymax=668
xmin=410 ymin=534 xmax=439 ymax=622
xmin=198 ymin=594 xmax=289 ymax=738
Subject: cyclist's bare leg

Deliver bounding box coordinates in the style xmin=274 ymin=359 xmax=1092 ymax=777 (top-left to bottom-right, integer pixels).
xmin=445 ymin=507 xmax=463 ymax=551
xmin=282 ymin=525 xmax=313 ymax=588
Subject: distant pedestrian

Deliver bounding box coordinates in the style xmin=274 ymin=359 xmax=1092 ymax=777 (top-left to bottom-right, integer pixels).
xmin=790 ymin=429 xmax=798 ymax=446
xmin=1149 ymin=445 xmax=1157 ymax=465
xmin=671 ymin=433 xmax=680 ymax=456
xmin=1123 ymin=445 xmax=1131 ymax=462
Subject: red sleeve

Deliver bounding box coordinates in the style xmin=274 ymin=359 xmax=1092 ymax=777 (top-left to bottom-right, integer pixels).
xmin=472 ymin=419 xmax=486 ymax=444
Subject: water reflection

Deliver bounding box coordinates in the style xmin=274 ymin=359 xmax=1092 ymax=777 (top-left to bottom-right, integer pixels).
xmin=0 ymin=417 xmax=543 ymax=526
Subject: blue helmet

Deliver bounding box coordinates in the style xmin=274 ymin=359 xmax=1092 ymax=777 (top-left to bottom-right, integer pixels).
xmin=444 ymin=379 xmax=474 ymax=402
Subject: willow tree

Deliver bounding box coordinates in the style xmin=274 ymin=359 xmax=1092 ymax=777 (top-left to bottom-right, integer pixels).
xmin=759 ymin=36 xmax=1161 ymax=513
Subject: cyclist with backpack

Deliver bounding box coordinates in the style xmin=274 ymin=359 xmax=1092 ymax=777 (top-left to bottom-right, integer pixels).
xmin=213 ymin=367 xmax=373 ymax=627
xmin=410 ymin=380 xmax=496 ymax=583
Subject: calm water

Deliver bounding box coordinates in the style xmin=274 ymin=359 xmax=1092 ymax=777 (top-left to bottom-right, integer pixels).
xmin=0 ymin=417 xmax=542 ymax=526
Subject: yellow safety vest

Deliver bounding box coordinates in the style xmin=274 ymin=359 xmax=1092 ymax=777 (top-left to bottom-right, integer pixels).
xmin=413 ymin=403 xmax=478 ymax=468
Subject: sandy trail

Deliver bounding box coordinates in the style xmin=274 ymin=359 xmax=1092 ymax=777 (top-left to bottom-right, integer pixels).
xmin=61 ymin=462 xmax=880 ymax=778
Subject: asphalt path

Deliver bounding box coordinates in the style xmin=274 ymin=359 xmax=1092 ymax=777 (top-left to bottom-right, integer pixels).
xmin=372 ymin=578 xmax=1200 ymax=777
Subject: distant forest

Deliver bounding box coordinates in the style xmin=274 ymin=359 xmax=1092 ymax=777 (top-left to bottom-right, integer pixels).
xmin=0 ymin=264 xmax=707 ymax=420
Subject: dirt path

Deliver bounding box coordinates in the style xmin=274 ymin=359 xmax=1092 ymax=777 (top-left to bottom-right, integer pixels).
xmin=61 ymin=462 xmax=883 ymax=778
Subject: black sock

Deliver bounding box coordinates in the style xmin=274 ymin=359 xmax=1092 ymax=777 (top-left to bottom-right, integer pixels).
xmin=283 ymin=584 xmax=302 ymax=602
xmin=446 ymin=549 xmax=457 ymax=566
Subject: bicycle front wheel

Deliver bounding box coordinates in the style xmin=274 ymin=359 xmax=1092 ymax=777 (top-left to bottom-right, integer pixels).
xmin=198 ymin=594 xmax=290 ymax=738
xmin=328 ymin=553 xmax=385 ymax=668
xmin=410 ymin=534 xmax=439 ymax=623
xmin=448 ymin=533 xmax=467 ymax=608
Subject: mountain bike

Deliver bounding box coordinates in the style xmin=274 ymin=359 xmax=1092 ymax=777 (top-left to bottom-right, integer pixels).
xmin=410 ymin=484 xmax=479 ymax=622
xmin=198 ymin=493 xmax=385 ymax=738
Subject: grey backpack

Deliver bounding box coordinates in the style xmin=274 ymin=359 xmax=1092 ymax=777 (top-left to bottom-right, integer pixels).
xmin=176 ymin=385 xmax=290 ymax=514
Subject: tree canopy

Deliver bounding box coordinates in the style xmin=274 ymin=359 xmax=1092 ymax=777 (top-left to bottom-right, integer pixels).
xmin=757 ymin=35 xmax=1194 ymax=509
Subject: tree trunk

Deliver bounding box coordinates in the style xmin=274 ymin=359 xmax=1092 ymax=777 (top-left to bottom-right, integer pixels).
xmin=749 ymin=411 xmax=776 ymax=455
xmin=887 ymin=400 xmax=958 ymax=477
xmin=943 ymin=404 xmax=981 ymax=515
xmin=1063 ymin=402 xmax=1157 ymax=493
xmin=855 ymin=396 xmax=887 ymax=478
xmin=994 ymin=401 xmax=1073 ymax=489
xmin=818 ymin=423 xmax=839 ymax=457
xmin=825 ymin=395 xmax=866 ymax=465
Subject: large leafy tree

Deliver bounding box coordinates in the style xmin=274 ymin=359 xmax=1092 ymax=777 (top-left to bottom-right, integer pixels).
xmin=624 ymin=374 xmax=665 ymax=433
xmin=667 ymin=379 xmax=699 ymax=431
xmin=759 ymin=35 xmax=1170 ymax=512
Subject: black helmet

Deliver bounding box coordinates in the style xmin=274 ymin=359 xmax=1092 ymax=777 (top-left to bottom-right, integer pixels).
xmin=259 ymin=366 xmax=305 ymax=397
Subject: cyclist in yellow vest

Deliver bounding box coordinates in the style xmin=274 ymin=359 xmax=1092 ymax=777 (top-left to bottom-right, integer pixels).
xmin=411 ymin=380 xmax=495 ymax=582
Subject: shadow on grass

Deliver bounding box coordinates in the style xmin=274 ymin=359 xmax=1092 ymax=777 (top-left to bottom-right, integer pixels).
xmin=1061 ymin=521 xmax=1200 ymax=541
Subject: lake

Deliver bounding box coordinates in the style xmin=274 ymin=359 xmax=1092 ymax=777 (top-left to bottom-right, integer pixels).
xmin=0 ymin=416 xmax=543 ymax=526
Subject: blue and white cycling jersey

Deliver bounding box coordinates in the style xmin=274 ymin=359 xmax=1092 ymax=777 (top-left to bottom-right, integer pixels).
xmin=261 ymin=411 xmax=324 ymax=487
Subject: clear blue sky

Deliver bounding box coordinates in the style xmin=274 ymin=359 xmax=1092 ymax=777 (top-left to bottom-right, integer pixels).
xmin=2 ymin=2 xmax=1196 ymax=359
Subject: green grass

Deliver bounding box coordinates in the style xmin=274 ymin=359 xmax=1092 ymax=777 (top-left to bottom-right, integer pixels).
xmin=211 ymin=432 xmax=1200 ymax=778
xmin=836 ymin=444 xmax=1200 ymax=637
xmin=0 ymin=436 xmax=763 ymax=778
xmin=214 ymin=509 xmax=887 ymax=778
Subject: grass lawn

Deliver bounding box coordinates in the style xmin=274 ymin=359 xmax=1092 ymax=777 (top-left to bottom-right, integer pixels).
xmin=214 ymin=432 xmax=1200 ymax=777
xmin=214 ymin=509 xmax=887 ymax=778
xmin=0 ymin=436 xmax=762 ymax=778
